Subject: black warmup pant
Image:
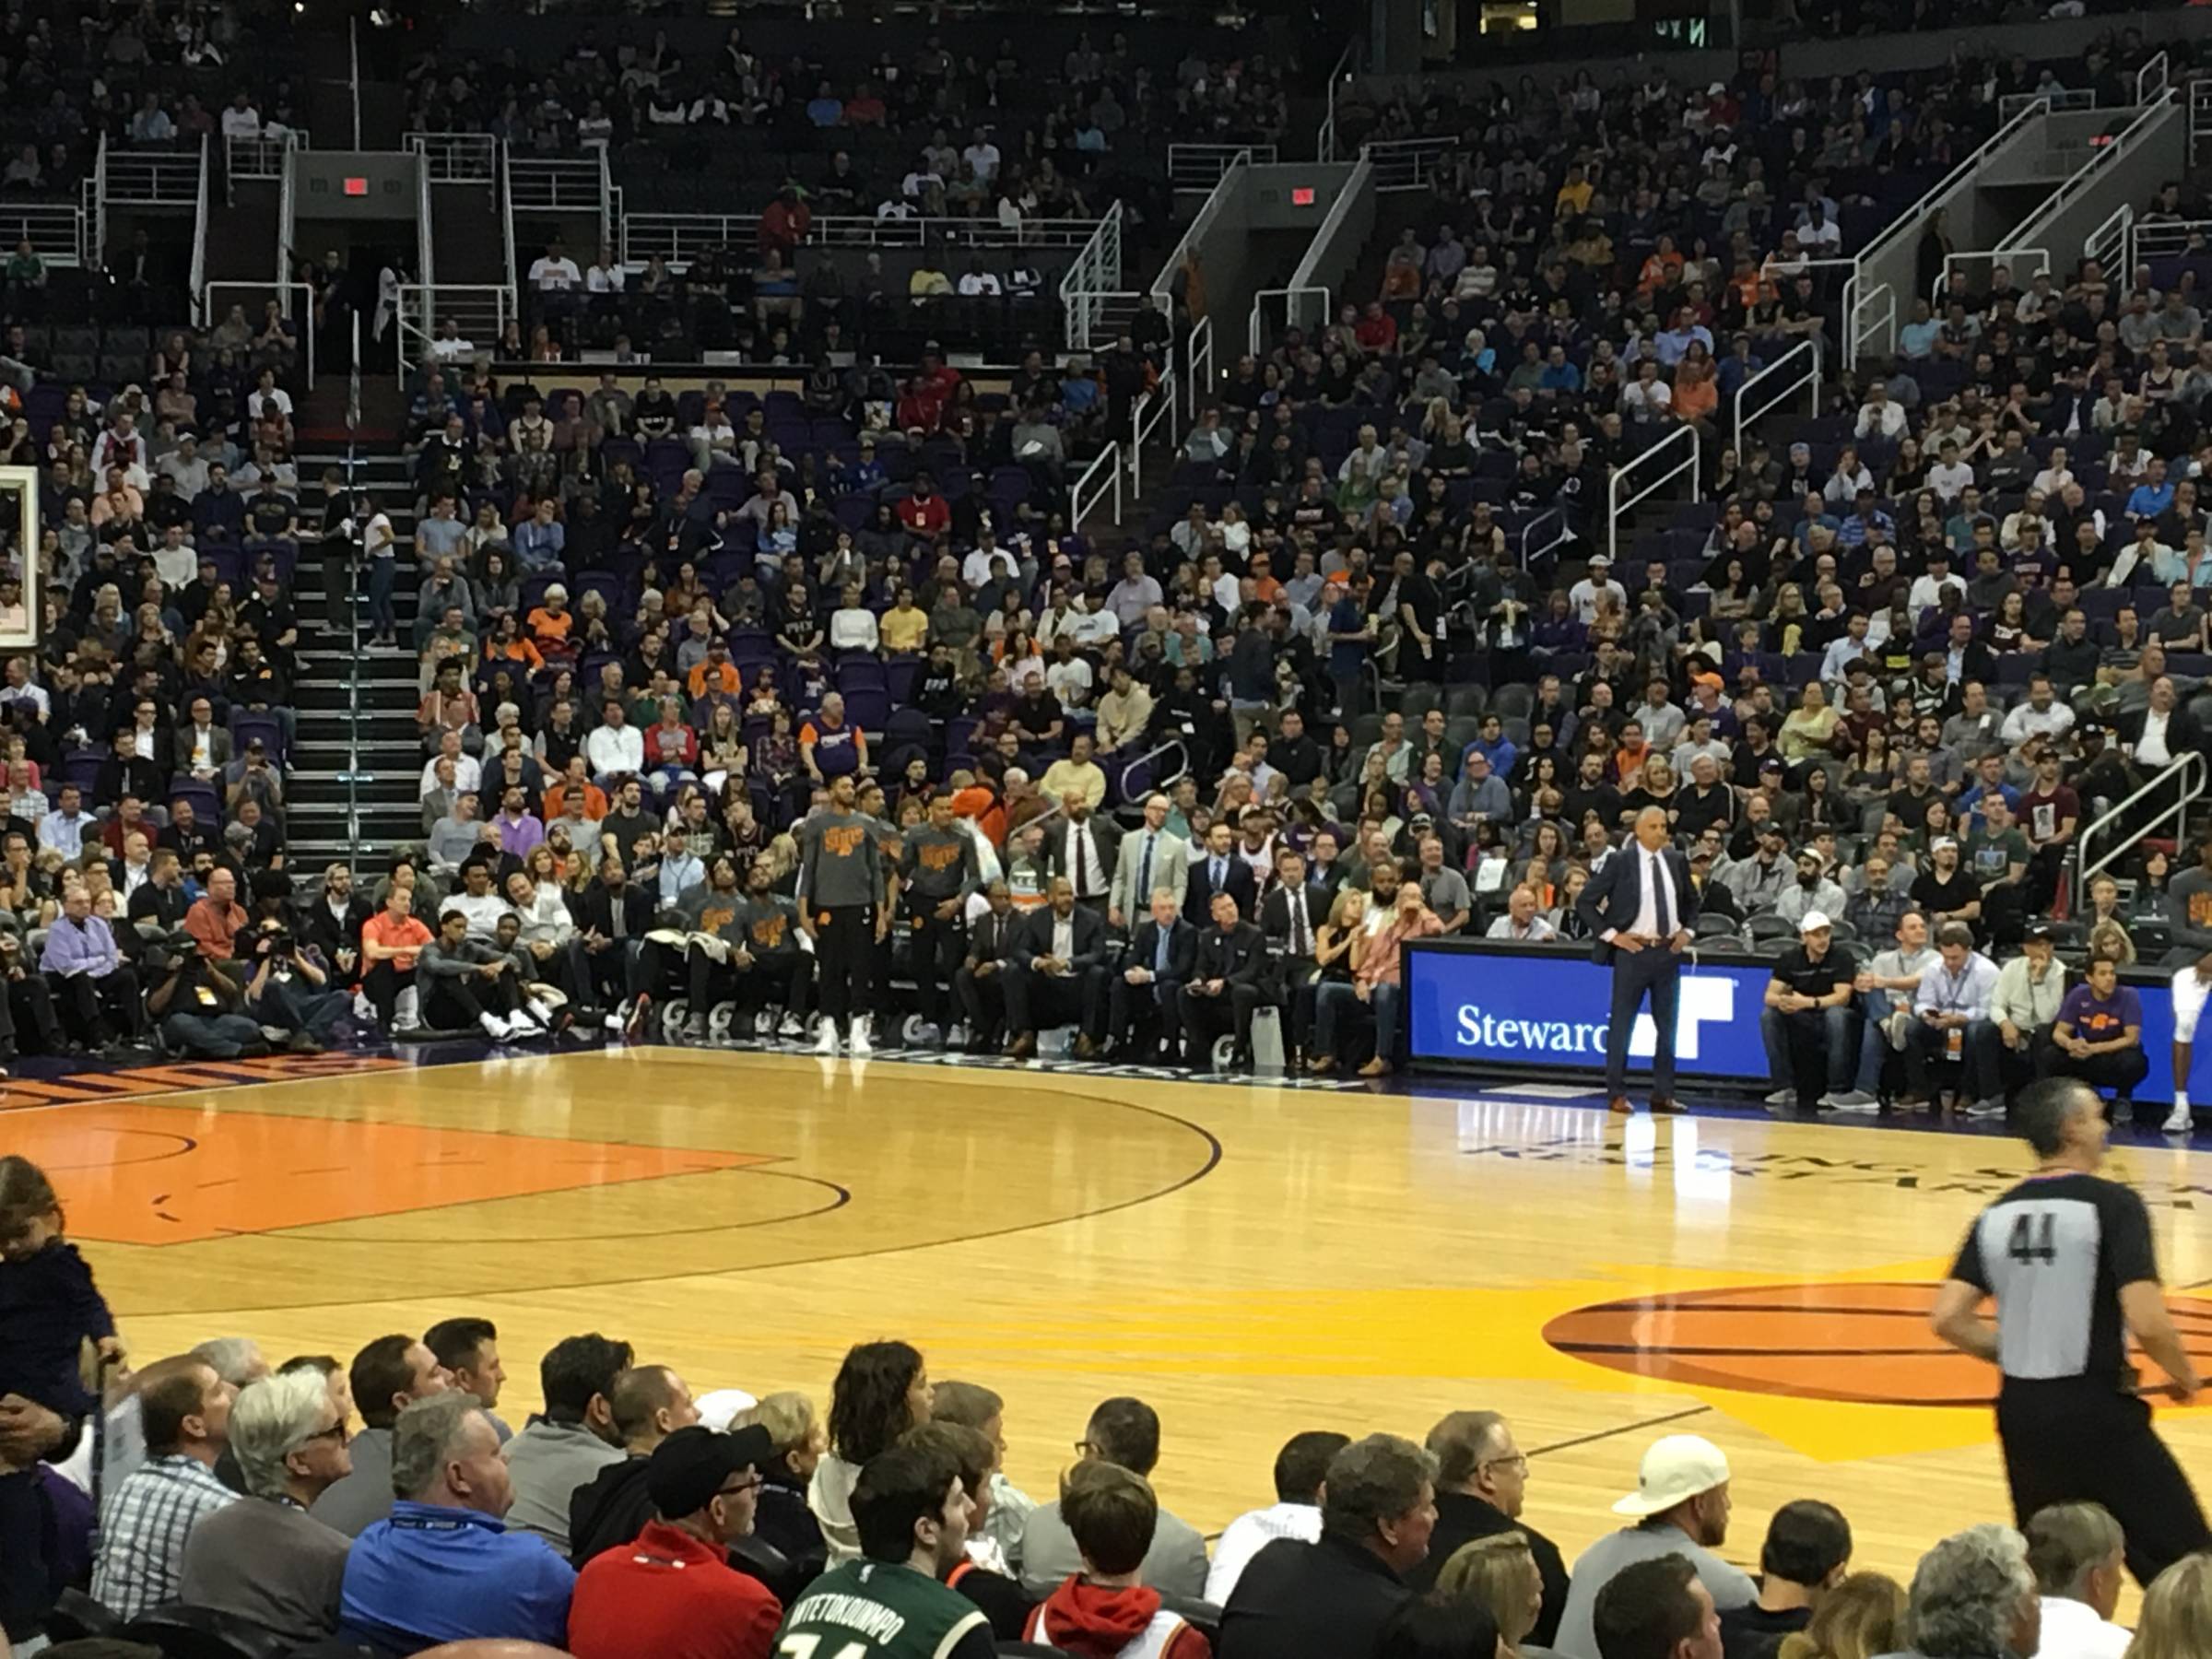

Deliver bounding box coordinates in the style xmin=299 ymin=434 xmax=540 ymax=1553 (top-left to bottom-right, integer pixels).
xmin=955 ymin=963 xmax=1006 ymax=1043
xmin=1604 ymin=947 xmax=1678 ymax=1100
xmin=688 ymin=948 xmax=813 ymax=1020
xmin=2034 ymin=1037 xmax=2153 ymax=1101
xmin=1108 ymin=971 xmax=1183 ymax=1060
xmin=362 ymin=960 xmax=417 ymax=1025
xmin=815 ymin=905 xmax=874 ymax=1031
xmin=904 ymin=900 xmax=966 ymax=1030
xmin=48 ymin=966 xmax=143 ymax=1043
xmin=1004 ymin=963 xmax=1107 ymax=1041
xmin=6 ymin=972 xmax=61 ymax=1053
xmin=1181 ymin=982 xmax=1261 ymax=1064
xmin=425 ymin=970 xmax=520 ymax=1029
xmin=1998 ymin=1383 xmax=2210 ymax=1587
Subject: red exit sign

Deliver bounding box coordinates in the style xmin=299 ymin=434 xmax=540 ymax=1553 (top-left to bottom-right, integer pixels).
xmin=1290 ymin=186 xmax=1316 ymax=206
xmin=343 ymin=176 xmax=370 ymax=196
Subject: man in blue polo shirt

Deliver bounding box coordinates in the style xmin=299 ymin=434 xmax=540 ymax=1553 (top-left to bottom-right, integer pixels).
xmin=340 ymin=1392 xmax=576 ymax=1651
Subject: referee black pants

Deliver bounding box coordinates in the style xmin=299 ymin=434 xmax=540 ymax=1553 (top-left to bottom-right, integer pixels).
xmin=1997 ymin=1383 xmax=2210 ymax=1586
xmin=815 ymin=905 xmax=874 ymax=1032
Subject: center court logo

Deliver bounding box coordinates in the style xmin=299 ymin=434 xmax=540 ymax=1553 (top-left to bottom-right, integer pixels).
xmin=1454 ymin=976 xmax=1735 ymax=1061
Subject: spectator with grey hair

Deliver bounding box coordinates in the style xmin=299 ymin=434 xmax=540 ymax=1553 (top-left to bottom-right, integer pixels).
xmin=1899 ymin=1524 xmax=2039 ymax=1659
xmin=1411 ymin=1410 xmax=1569 ymax=1647
xmin=1017 ymin=1396 xmax=1206 ymax=1599
xmin=193 ymin=1335 xmax=268 ymax=1494
xmin=2022 ymin=1503 xmax=2128 ymax=1659
xmin=178 ymin=1370 xmax=352 ymax=1644
xmin=338 ymin=1393 xmax=576 ymax=1651
xmin=1217 ymin=1432 xmax=1437 ymax=1659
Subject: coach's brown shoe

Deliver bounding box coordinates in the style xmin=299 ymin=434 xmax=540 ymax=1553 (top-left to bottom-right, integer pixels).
xmin=1006 ymin=1032 xmax=1037 ymax=1061
xmin=1649 ymin=1097 xmax=1685 ymax=1114
xmin=1608 ymin=1095 xmax=1634 ymax=1114
xmin=1073 ymin=1033 xmax=1100 ymax=1058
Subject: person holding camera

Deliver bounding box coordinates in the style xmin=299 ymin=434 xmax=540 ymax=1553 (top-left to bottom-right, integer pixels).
xmin=237 ymin=916 xmax=345 ymax=1053
xmin=146 ymin=934 xmax=271 ymax=1058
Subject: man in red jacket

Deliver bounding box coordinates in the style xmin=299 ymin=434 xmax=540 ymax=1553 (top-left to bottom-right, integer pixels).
xmin=1025 ymin=1463 xmax=1211 ymax=1659
xmin=567 ymin=1424 xmax=782 ymax=1659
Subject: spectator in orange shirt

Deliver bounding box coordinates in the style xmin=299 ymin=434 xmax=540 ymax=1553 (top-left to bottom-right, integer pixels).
xmin=527 ymin=584 xmax=579 ymax=663
xmin=183 ymin=865 xmax=249 ymax=960
xmin=687 ymin=641 xmax=741 ymax=700
xmin=484 ymin=613 xmax=547 ymax=676
xmin=359 ymin=886 xmax=434 ymax=1029
xmin=544 ymin=756 xmax=610 ymax=825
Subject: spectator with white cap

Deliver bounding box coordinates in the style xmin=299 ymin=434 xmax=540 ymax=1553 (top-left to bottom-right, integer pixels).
xmin=1551 ymin=1435 xmax=1755 ymax=1659
xmin=1759 ymin=910 xmax=1859 ymax=1115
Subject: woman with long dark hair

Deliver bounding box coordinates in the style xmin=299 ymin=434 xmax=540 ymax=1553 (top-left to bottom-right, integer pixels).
xmin=810 ymin=1339 xmax=933 ymax=1564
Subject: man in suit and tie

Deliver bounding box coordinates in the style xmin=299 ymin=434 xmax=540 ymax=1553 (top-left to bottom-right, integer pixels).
xmin=1258 ymin=844 xmax=1330 ymax=1067
xmin=1005 ymin=876 xmax=1110 ymax=1060
xmin=1185 ymin=820 xmax=1257 ymax=923
xmin=1181 ymin=890 xmax=1269 ymax=1070
xmin=955 ymin=880 xmax=1018 ymax=1053
xmin=1575 ymin=806 xmax=1699 ymax=1114
xmin=1046 ymin=789 xmax=1123 ymax=913
xmin=1108 ymin=888 xmax=1196 ymax=1063
xmin=1111 ymin=794 xmax=1192 ymax=932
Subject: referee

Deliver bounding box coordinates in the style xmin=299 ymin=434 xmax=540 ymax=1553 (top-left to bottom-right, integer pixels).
xmin=1931 ymin=1076 xmax=2209 ymax=1585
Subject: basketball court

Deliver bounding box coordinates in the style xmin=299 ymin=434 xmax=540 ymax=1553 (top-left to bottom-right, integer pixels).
xmin=24 ymin=1043 xmax=2212 ymax=1595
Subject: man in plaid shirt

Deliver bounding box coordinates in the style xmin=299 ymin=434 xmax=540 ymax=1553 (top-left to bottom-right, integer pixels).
xmin=91 ymin=1355 xmax=239 ymax=1618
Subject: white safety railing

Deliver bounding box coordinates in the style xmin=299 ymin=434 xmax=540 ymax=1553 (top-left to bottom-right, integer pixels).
xmin=200 ymin=281 xmax=317 ymax=387
xmin=0 ymin=202 xmax=87 ymax=266
xmin=618 ymin=211 xmax=1106 ymax=266
xmin=417 ymin=138 xmax=435 ymax=305
xmin=86 ymin=140 xmax=105 ymax=267
xmin=506 ymin=154 xmax=605 ymax=214
xmin=1248 ymin=285 xmax=1329 ymax=356
xmin=1184 ymin=315 xmax=1214 ymax=420
xmin=500 ymin=141 xmax=519 ymax=298
xmin=2194 ymin=77 xmax=2212 ymax=166
xmin=225 ymin=131 xmax=299 ymax=188
xmin=2085 ymin=203 xmax=2135 ymax=276
xmin=1519 ymin=507 xmax=1570 ymax=569
xmin=2135 ymin=217 xmax=2212 ymax=260
xmin=396 ymin=283 xmax=517 ymax=383
xmin=187 ymin=135 xmax=209 ymax=323
xmin=1317 ymin=37 xmax=1359 ymax=161
xmin=2078 ymin=751 xmax=2202 ymax=889
xmin=1733 ymin=338 xmax=1821 ymax=447
xmin=1060 ymin=199 xmax=1125 ymax=352
xmin=1073 ymin=441 xmax=1123 ymax=530
xmin=1131 ymin=371 xmax=1176 ymax=498
xmin=1842 ymin=94 xmax=2050 ymax=369
xmin=276 ymin=138 xmax=298 ymax=303
xmin=1152 ymin=150 xmax=1249 ymax=315
xmin=103 ymin=145 xmax=200 ymax=206
xmin=406 ymin=133 xmax=499 ymax=183
xmin=1999 ymin=87 xmax=2094 ymax=122
xmin=1361 ymin=135 xmax=1453 ymax=192
xmin=1168 ymin=142 xmax=1275 ymax=191
xmin=1607 ymin=423 xmax=1699 ymax=564
xmin=2138 ymin=50 xmax=2171 ymax=109
xmin=1934 ymin=245 xmax=2052 ymax=306
xmin=1846 ymin=282 xmax=1896 ymax=370
xmin=1990 ymin=88 xmax=2179 ymax=294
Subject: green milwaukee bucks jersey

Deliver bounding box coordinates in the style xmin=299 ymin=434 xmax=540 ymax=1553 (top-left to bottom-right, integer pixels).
xmin=775 ymin=1559 xmax=991 ymax=1659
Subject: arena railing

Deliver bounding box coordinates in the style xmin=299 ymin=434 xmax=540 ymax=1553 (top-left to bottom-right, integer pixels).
xmin=1072 ymin=441 xmax=1124 ymax=530
xmin=1359 ymin=137 xmax=1453 ymax=193
xmin=618 ymin=211 xmax=1108 ymax=267
xmin=1060 ymin=200 xmax=1127 ymax=352
xmin=2194 ymin=77 xmax=2212 ymax=167
xmin=1841 ymin=94 xmax=2049 ymax=371
xmin=1168 ymin=143 xmax=1276 ymax=192
xmin=1981 ymin=88 xmax=2182 ymax=297
xmin=2135 ymin=217 xmax=2212 ymax=260
xmin=226 ymin=132 xmax=300 ymax=196
xmin=1247 ymin=285 xmax=1329 ymax=357
xmin=103 ymin=144 xmax=201 ymax=207
xmin=1732 ymin=337 xmax=1822 ymax=451
xmin=2077 ymin=752 xmax=2203 ymax=894
xmin=1150 ymin=149 xmax=1249 ymax=324
xmin=1606 ymin=422 xmax=1698 ymax=565
xmin=187 ymin=135 xmax=209 ymax=320
xmin=406 ymin=133 xmax=499 ymax=183
xmin=1998 ymin=87 xmax=2094 ymax=123
xmin=1184 ymin=314 xmax=1214 ymax=420
xmin=2138 ymin=49 xmax=2171 ymax=108
xmin=0 ymin=202 xmax=87 ymax=267
xmin=396 ymin=284 xmax=517 ymax=385
xmin=1130 ymin=348 xmax=1178 ymax=497
xmin=1518 ymin=507 xmax=1570 ymax=570
xmin=1316 ymin=37 xmax=1359 ymax=162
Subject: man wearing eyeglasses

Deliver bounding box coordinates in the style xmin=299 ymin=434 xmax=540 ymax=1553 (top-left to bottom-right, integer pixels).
xmin=567 ymin=1422 xmax=782 ymax=1659
xmin=180 ymin=1369 xmax=355 ymax=1646
xmin=1409 ymin=1411 xmax=1571 ymax=1647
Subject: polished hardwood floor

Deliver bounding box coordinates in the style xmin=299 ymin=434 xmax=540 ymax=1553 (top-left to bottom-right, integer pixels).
xmin=25 ymin=1045 xmax=2212 ymax=1597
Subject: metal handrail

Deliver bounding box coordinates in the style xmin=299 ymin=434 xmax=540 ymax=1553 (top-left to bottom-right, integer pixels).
xmin=1114 ymin=739 xmax=1189 ymax=814
xmin=2138 ymin=49 xmax=2171 ymax=109
xmin=1360 ymin=136 xmax=1453 ymax=192
xmin=1519 ymin=507 xmax=1569 ymax=569
xmin=2004 ymin=88 xmax=2178 ymax=267
xmin=417 ymin=139 xmax=434 ymax=304
xmin=1184 ymin=315 xmax=1214 ymax=422
xmin=1168 ymin=142 xmax=1276 ymax=191
xmin=1607 ymin=423 xmax=1699 ymax=564
xmin=1152 ymin=149 xmax=1249 ymax=310
xmin=1846 ymin=282 xmax=1896 ymax=372
xmin=2129 ymin=216 xmax=2212 ymax=261
xmin=1249 ymin=285 xmax=1329 ymax=357
xmin=2086 ymin=203 xmax=2134 ymax=274
xmin=225 ymin=132 xmax=299 ymax=192
xmin=621 ymin=211 xmax=1107 ymax=265
xmin=200 ymin=282 xmax=317 ymax=388
xmin=344 ymin=305 xmax=363 ymax=866
xmin=1317 ymin=37 xmax=1359 ymax=162
xmin=89 ymin=135 xmax=107 ymax=268
xmin=0 ymin=202 xmax=86 ymax=267
xmin=2078 ymin=750 xmax=2204 ymax=888
xmin=2000 ymin=88 xmax=2094 ymax=122
xmin=406 ymin=133 xmax=499 ymax=182
xmin=186 ymin=135 xmax=209 ymax=322
xmin=1843 ymin=95 xmax=2051 ymax=367
xmin=1058 ymin=200 xmax=1124 ymax=352
xmin=1131 ymin=359 xmax=1176 ymax=497
xmin=276 ymin=138 xmax=297 ymax=312
xmin=1935 ymin=245 xmax=2051 ymax=306
xmin=1072 ymin=441 xmax=1123 ymax=530
xmin=1732 ymin=337 xmax=1821 ymax=446
xmin=500 ymin=140 xmax=518 ymax=295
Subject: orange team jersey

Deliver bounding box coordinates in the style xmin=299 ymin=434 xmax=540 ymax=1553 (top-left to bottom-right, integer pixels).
xmin=688 ymin=662 xmax=741 ymax=699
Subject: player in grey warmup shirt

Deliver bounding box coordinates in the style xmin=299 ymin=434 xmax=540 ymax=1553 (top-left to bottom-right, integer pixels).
xmin=900 ymin=794 xmax=980 ymax=1046
xmin=799 ymin=772 xmax=885 ymax=1054
xmin=1933 ymin=1075 xmax=2208 ymax=1585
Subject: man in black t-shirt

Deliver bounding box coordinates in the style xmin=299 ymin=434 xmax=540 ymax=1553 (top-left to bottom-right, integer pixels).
xmin=1911 ymin=838 xmax=1983 ymax=938
xmin=1718 ymin=1501 xmax=1852 ymax=1659
xmin=1933 ymin=1077 xmax=2209 ymax=1586
xmin=1759 ymin=912 xmax=1859 ymax=1114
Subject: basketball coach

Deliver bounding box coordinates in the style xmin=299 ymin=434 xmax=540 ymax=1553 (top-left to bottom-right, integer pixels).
xmin=1576 ymin=807 xmax=1697 ymax=1114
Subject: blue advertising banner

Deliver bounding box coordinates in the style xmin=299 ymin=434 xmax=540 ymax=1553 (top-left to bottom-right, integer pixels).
xmin=1405 ymin=943 xmax=1774 ymax=1081
xmin=1406 ymin=940 xmax=2201 ymax=1106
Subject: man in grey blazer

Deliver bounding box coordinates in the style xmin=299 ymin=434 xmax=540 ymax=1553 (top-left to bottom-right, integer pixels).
xmin=1015 ymin=1395 xmax=1210 ymax=1600
xmin=1108 ymin=793 xmax=1192 ymax=933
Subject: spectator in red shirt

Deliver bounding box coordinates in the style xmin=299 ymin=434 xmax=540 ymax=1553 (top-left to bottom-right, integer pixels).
xmin=898 ymin=475 xmax=952 ymax=537
xmin=567 ymin=1423 xmax=783 ymax=1659
xmin=184 ymin=865 xmax=249 ymax=960
xmin=1353 ymin=301 xmax=1398 ymax=354
xmin=759 ymin=182 xmax=811 ymax=254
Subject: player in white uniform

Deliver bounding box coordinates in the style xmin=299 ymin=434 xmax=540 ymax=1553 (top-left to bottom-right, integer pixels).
xmin=2167 ymin=957 xmax=2212 ymax=1135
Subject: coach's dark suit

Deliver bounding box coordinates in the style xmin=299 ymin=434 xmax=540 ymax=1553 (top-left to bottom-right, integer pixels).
xmin=1005 ymin=900 xmax=1110 ymax=1049
xmin=1180 ymin=918 xmax=1269 ymax=1065
xmin=1043 ymin=812 xmax=1124 ymax=908
xmin=1109 ymin=914 xmax=1196 ymax=1059
xmin=1184 ymin=848 xmax=1258 ymax=924
xmin=1258 ymin=879 xmax=1331 ymax=1050
xmin=1575 ymin=840 xmax=1699 ymax=1103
